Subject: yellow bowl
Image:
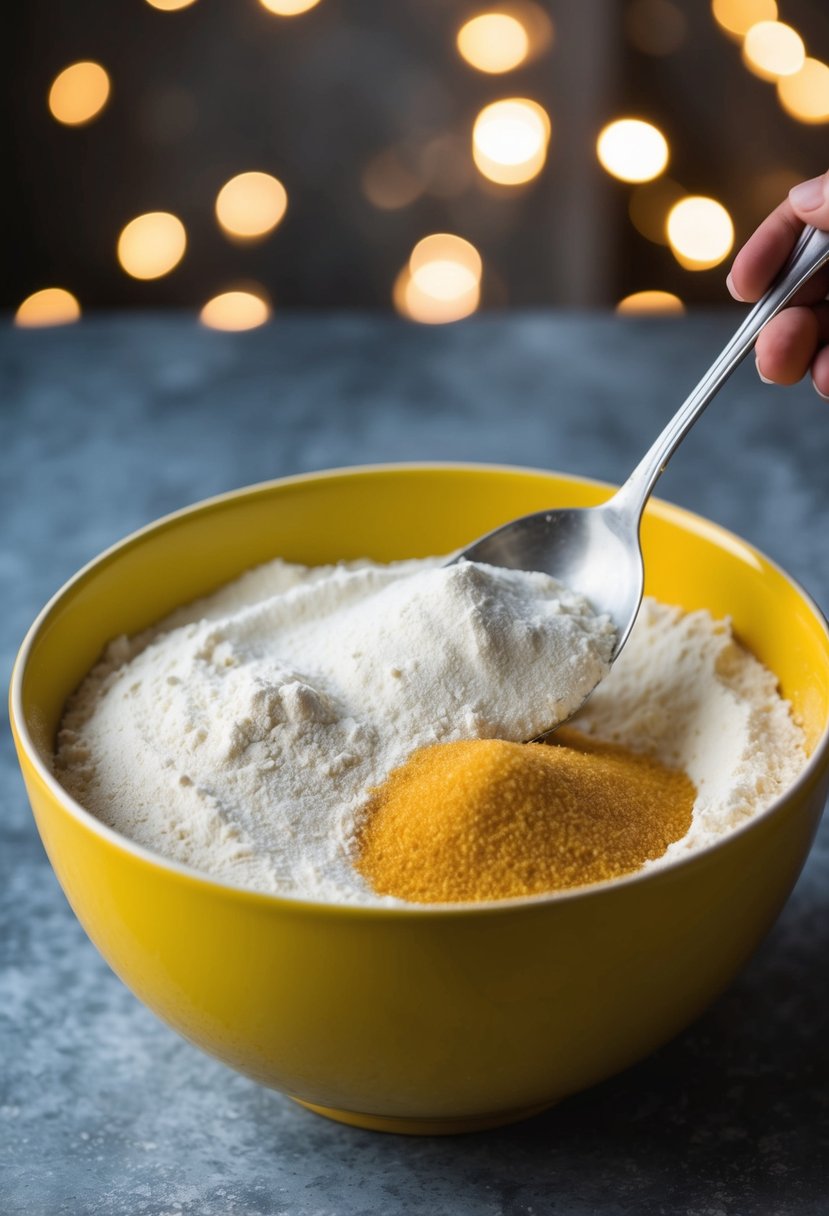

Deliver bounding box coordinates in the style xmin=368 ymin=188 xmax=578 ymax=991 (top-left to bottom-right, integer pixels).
xmin=10 ymin=464 xmax=829 ymax=1135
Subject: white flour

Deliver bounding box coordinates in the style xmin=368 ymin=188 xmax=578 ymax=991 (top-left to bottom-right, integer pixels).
xmin=572 ymin=598 xmax=807 ymax=866
xmin=55 ymin=556 xmax=807 ymax=902
xmin=55 ymin=557 xmax=616 ymax=902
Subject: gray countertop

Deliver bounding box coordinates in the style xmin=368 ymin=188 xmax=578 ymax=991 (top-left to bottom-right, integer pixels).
xmin=2 ymin=313 xmax=828 ymax=1216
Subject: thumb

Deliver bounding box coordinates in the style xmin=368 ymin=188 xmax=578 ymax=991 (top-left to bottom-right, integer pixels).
xmin=789 ymin=171 xmax=829 ymax=230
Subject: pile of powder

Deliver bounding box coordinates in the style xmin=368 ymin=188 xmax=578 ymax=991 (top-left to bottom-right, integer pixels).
xmin=54 ymin=557 xmax=615 ymax=902
xmin=571 ymin=597 xmax=807 ymax=866
xmin=54 ymin=556 xmax=808 ymax=904
xmin=356 ymin=729 xmax=696 ymax=902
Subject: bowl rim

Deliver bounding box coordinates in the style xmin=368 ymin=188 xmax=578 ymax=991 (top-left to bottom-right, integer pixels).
xmin=10 ymin=459 xmax=829 ymax=920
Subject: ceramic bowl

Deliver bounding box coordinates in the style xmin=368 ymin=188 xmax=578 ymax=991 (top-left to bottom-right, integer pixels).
xmin=10 ymin=465 xmax=829 ymax=1134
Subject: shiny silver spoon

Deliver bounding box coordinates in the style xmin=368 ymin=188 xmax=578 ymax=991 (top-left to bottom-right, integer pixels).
xmin=453 ymin=224 xmax=829 ymax=730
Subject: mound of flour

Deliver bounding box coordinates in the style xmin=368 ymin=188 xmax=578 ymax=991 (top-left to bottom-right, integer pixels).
xmin=54 ymin=558 xmax=615 ymax=901
xmin=572 ymin=597 xmax=807 ymax=867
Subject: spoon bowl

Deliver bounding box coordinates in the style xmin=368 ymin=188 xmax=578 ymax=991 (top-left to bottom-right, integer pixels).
xmin=455 ymin=500 xmax=643 ymax=663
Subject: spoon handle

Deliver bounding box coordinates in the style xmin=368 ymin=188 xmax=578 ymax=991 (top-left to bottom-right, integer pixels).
xmin=611 ymin=224 xmax=829 ymax=523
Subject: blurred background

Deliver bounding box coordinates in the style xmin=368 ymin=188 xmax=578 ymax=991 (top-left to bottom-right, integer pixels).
xmin=9 ymin=0 xmax=829 ymax=330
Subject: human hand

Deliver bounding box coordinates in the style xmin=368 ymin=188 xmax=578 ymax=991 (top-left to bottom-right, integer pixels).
xmin=727 ymin=172 xmax=829 ymax=398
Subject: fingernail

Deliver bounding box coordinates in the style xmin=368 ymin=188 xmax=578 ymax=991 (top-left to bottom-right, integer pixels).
xmin=789 ymin=175 xmax=826 ymax=211
xmin=756 ymin=356 xmax=774 ymax=385
xmin=726 ymin=272 xmax=746 ymax=301
xmin=812 ymin=378 xmax=829 ymax=401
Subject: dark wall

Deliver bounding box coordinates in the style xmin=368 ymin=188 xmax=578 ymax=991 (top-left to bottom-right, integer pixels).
xmin=8 ymin=0 xmax=829 ymax=311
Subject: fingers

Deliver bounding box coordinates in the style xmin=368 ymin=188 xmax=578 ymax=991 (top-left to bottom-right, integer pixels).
xmin=810 ymin=345 xmax=829 ymax=399
xmin=755 ymin=303 xmax=829 ymax=386
xmin=727 ymin=171 xmax=829 ymax=303
xmin=789 ymin=173 xmax=829 ymax=228
xmin=728 ymin=171 xmax=829 ymax=400
xmin=731 ymin=239 xmax=829 ymax=308
xmin=728 ymin=202 xmax=802 ymax=302
xmin=787 ymin=263 xmax=829 ymax=310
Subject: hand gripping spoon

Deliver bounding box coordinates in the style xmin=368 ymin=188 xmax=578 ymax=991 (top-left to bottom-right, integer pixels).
xmin=452 ymin=225 xmax=829 ymax=731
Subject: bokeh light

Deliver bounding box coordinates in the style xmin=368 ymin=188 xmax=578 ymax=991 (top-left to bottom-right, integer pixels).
xmin=394 ymin=270 xmax=480 ymax=325
xmin=711 ymin=0 xmax=777 ymax=39
xmin=628 ymin=178 xmax=686 ymax=244
xmin=777 ymin=58 xmax=829 ymax=123
xmin=48 ymin=62 xmax=110 ymax=127
xmin=667 ymin=196 xmax=734 ymax=269
xmin=472 ymin=98 xmax=551 ymax=186
xmin=410 ymin=234 xmax=482 ymax=298
xmin=200 ymin=289 xmax=272 ymax=330
xmin=394 ymin=234 xmax=482 ymax=324
xmin=117 ymin=212 xmax=187 ymax=280
xmin=361 ymin=150 xmax=422 ymax=210
xmin=514 ymin=2 xmax=555 ymax=54
xmin=215 ymin=172 xmax=288 ymax=240
xmin=625 ymin=0 xmax=686 ymax=56
xmin=14 ymin=288 xmax=81 ymax=328
xmin=596 ymin=119 xmax=669 ymax=183
xmin=418 ymin=135 xmax=473 ymax=199
xmin=259 ymin=0 xmax=322 ymax=14
xmin=616 ymin=290 xmax=685 ymax=315
xmin=18 ymin=1 xmax=807 ymax=319
xmin=457 ymin=13 xmax=529 ymax=74
xmin=742 ymin=21 xmax=804 ymax=81
xmin=145 ymin=0 xmax=199 ymax=10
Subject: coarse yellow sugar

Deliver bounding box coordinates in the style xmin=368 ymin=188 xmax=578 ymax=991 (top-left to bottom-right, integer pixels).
xmin=356 ymin=728 xmax=695 ymax=903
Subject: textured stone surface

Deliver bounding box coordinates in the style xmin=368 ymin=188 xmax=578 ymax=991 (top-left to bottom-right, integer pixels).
xmin=2 ymin=313 xmax=828 ymax=1216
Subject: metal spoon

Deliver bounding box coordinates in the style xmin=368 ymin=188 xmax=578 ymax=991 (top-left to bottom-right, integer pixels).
xmin=453 ymin=224 xmax=829 ymax=730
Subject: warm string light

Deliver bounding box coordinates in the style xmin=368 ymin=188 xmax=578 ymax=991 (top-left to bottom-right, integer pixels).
xmin=596 ymin=118 xmax=669 ymax=183
xmin=117 ymin=212 xmax=187 ymax=279
xmin=394 ymin=234 xmax=482 ymax=324
xmin=258 ymin=0 xmax=322 ymax=15
xmin=15 ymin=288 xmax=81 ymax=328
xmin=628 ymin=178 xmax=685 ymax=244
xmin=711 ymin=0 xmax=777 ymax=40
xmin=742 ymin=20 xmax=804 ymax=80
xmin=607 ymin=24 xmax=740 ymax=299
xmin=144 ymin=0 xmax=199 ymax=10
xmin=457 ymin=5 xmax=553 ymax=73
xmin=362 ymin=137 xmax=472 ymax=212
xmin=361 ymin=150 xmax=422 ymax=211
xmin=215 ymin=172 xmax=288 ymax=240
xmin=457 ymin=13 xmax=530 ymax=74
xmin=777 ymin=58 xmax=829 ymax=123
xmin=417 ymin=135 xmax=472 ymax=200
xmin=200 ymin=289 xmax=272 ymax=330
xmin=472 ymin=98 xmax=551 ymax=185
xmin=616 ymin=290 xmax=684 ymax=315
xmin=605 ymin=114 xmax=729 ymax=288
xmin=394 ymin=270 xmax=481 ymax=325
xmin=667 ymin=197 xmax=734 ymax=269
xmin=31 ymin=8 xmax=763 ymax=323
xmin=712 ymin=3 xmax=822 ymax=127
xmin=48 ymin=62 xmax=110 ymax=126
xmin=411 ymin=234 xmax=481 ymax=296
